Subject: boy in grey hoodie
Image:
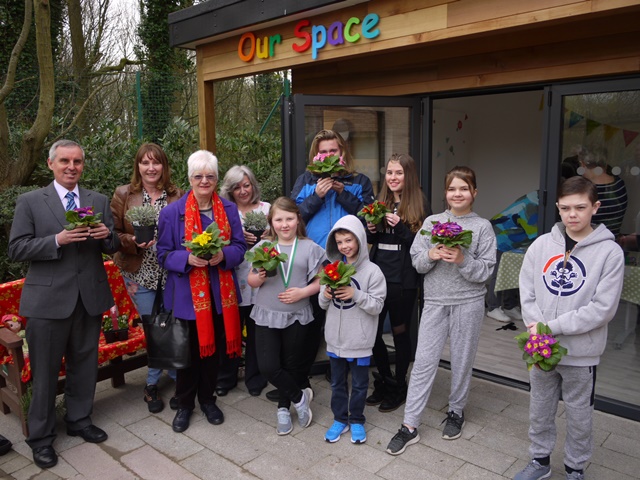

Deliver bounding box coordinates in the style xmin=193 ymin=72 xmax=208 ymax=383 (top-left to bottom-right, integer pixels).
xmin=319 ymin=215 xmax=386 ymax=445
xmin=514 ymin=176 xmax=624 ymax=480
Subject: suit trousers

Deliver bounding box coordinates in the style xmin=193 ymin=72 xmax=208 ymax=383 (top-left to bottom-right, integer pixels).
xmin=25 ymin=294 xmax=101 ymax=449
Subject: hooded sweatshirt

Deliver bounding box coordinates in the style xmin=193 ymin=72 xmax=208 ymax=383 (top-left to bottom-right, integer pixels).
xmin=519 ymin=222 xmax=624 ymax=367
xmin=319 ymin=215 xmax=387 ymax=359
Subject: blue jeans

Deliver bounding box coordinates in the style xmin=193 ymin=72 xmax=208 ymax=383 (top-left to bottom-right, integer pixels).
xmin=123 ymin=277 xmax=176 ymax=385
xmin=329 ymin=356 xmax=369 ymax=425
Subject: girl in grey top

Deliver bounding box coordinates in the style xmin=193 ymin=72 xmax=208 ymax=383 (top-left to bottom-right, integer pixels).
xmin=386 ymin=166 xmax=496 ymax=456
xmin=248 ymin=198 xmax=325 ymax=436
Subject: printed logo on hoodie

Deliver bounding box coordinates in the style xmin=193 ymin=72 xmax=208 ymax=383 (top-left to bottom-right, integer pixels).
xmin=542 ymin=253 xmax=587 ymax=297
xmin=330 ymin=277 xmax=360 ymax=310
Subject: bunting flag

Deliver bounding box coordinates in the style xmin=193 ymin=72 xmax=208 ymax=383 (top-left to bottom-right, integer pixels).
xmin=623 ymin=130 xmax=639 ymax=147
xmin=586 ymin=118 xmax=601 ymax=135
xmin=568 ymin=111 xmax=584 ymax=127
xmin=603 ymin=124 xmax=619 ymax=142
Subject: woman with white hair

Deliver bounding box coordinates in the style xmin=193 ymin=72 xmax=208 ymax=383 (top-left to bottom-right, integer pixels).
xmin=157 ymin=150 xmax=246 ymax=433
xmin=216 ymin=165 xmax=270 ymax=397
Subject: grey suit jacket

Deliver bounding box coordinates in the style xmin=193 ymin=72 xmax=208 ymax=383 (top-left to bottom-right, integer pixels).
xmin=8 ymin=183 xmax=120 ymax=319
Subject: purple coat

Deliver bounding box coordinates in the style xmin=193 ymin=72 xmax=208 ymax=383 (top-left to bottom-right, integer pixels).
xmin=157 ymin=192 xmax=247 ymax=320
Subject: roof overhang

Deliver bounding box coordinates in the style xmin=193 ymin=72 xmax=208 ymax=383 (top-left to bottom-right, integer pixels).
xmin=169 ymin=0 xmax=370 ymax=49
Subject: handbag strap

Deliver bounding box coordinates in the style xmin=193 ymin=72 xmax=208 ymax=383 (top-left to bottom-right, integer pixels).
xmin=150 ymin=252 xmax=170 ymax=316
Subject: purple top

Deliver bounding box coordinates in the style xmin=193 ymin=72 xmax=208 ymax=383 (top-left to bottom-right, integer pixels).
xmin=157 ymin=192 xmax=247 ymax=319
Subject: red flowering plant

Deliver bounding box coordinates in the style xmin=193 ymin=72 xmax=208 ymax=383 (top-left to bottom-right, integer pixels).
xmin=307 ymin=152 xmax=347 ymax=176
xmin=357 ymin=200 xmax=390 ymax=225
xmin=64 ymin=206 xmax=102 ymax=230
xmin=420 ymin=220 xmax=472 ymax=248
xmin=515 ymin=323 xmax=568 ymax=371
xmin=244 ymin=241 xmax=288 ymax=274
xmin=317 ymin=260 xmax=357 ymax=296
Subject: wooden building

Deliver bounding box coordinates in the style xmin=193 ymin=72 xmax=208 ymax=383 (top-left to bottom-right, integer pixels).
xmin=170 ymin=0 xmax=640 ymax=420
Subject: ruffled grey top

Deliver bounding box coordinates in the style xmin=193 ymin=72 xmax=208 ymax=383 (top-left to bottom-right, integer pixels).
xmin=250 ymin=237 xmax=326 ymax=329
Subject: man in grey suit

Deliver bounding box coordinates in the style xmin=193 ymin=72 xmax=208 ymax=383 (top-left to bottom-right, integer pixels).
xmin=8 ymin=140 xmax=120 ymax=469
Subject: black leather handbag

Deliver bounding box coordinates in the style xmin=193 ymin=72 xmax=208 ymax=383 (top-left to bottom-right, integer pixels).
xmin=141 ymin=279 xmax=191 ymax=370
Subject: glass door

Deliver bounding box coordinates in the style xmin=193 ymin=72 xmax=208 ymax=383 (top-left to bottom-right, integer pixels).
xmin=546 ymin=78 xmax=640 ymax=419
xmin=282 ymin=95 xmax=423 ymax=196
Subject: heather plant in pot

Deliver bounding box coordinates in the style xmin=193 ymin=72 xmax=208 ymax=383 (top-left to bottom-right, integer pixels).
xmin=243 ymin=211 xmax=268 ymax=241
xmin=125 ymin=205 xmax=157 ymax=244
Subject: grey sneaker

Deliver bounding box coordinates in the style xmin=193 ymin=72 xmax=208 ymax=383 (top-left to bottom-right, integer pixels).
xmin=276 ymin=408 xmax=293 ymax=435
xmin=514 ymin=460 xmax=551 ymax=480
xmin=294 ymin=387 xmax=313 ymax=428
xmin=386 ymin=425 xmax=420 ymax=455
xmin=565 ymin=471 xmax=584 ymax=480
xmin=441 ymin=410 xmax=465 ymax=440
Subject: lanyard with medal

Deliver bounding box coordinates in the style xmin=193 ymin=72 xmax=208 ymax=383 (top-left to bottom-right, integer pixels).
xmin=276 ymin=236 xmax=298 ymax=289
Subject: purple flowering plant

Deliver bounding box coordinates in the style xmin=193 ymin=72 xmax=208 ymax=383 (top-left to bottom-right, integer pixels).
xmin=64 ymin=206 xmax=102 ymax=230
xmin=307 ymin=152 xmax=346 ymax=176
xmin=515 ymin=323 xmax=568 ymax=371
xmin=420 ymin=220 xmax=473 ymax=248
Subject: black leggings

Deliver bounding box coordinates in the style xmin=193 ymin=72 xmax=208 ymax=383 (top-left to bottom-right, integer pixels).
xmin=371 ymin=284 xmax=417 ymax=384
xmin=255 ymin=321 xmax=310 ymax=409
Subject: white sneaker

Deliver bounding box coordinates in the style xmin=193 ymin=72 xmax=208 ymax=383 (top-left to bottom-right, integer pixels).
xmin=276 ymin=408 xmax=293 ymax=435
xmin=294 ymin=387 xmax=313 ymax=428
xmin=504 ymin=306 xmax=523 ymax=320
xmin=487 ymin=307 xmax=511 ymax=322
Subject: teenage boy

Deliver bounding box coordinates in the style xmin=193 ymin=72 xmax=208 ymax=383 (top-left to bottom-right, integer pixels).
xmin=319 ymin=215 xmax=386 ymax=444
xmin=515 ymin=176 xmax=624 ymax=480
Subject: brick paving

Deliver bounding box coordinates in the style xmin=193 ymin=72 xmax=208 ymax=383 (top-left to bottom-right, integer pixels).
xmin=1 ymin=367 xmax=638 ymax=479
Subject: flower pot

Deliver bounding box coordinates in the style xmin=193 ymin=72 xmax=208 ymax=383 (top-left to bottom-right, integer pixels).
xmin=104 ymin=328 xmax=129 ymax=344
xmin=200 ymin=253 xmax=213 ymax=260
xmin=375 ymin=221 xmax=385 ymax=232
xmin=246 ymin=229 xmax=264 ymax=246
xmin=133 ymin=225 xmax=156 ymax=244
xmin=265 ymin=268 xmax=278 ymax=277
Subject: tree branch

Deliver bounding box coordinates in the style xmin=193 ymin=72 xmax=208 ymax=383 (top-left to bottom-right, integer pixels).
xmin=0 ymin=0 xmax=33 ymax=104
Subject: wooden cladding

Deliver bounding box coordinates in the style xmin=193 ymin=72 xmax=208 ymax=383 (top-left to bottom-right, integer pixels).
xmin=195 ymin=0 xmax=640 ymax=83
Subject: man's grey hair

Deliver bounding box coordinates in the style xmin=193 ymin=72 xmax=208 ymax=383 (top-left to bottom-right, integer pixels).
xmin=49 ymin=140 xmax=85 ymax=161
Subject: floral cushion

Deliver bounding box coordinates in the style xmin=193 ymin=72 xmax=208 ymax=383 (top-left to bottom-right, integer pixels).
xmin=0 ymin=261 xmax=145 ymax=383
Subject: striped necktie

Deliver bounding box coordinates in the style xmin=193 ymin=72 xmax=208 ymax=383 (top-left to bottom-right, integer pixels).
xmin=65 ymin=192 xmax=77 ymax=211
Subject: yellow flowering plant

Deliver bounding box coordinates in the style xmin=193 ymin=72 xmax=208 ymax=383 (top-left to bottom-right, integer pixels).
xmin=182 ymin=221 xmax=230 ymax=259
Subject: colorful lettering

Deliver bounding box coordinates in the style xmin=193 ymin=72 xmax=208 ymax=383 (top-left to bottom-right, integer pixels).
xmin=269 ymin=34 xmax=282 ymax=57
xmin=293 ymin=20 xmax=311 ymax=53
xmin=361 ymin=13 xmax=380 ymax=39
xmin=344 ymin=17 xmax=360 ymax=43
xmin=327 ymin=21 xmax=344 ymax=46
xmin=238 ymin=32 xmax=255 ymax=62
xmin=311 ymin=25 xmax=327 ymax=60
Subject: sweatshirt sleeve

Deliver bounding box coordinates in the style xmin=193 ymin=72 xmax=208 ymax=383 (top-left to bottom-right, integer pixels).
xmin=547 ymin=247 xmax=625 ymax=336
xmin=519 ymin=242 xmax=546 ymax=327
xmin=291 ymin=173 xmax=323 ymax=223
xmin=318 ymin=285 xmax=330 ymax=310
xmin=457 ymin=222 xmax=496 ymax=284
xmin=410 ymin=220 xmax=437 ymax=275
xmin=351 ymin=266 xmax=387 ymax=316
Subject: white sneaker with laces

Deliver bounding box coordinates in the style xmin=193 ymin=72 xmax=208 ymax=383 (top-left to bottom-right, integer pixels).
xmin=487 ymin=307 xmax=511 ymax=322
xmin=504 ymin=306 xmax=523 ymax=320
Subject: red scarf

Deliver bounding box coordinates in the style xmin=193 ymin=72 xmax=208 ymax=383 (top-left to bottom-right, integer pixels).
xmin=184 ymin=191 xmax=241 ymax=358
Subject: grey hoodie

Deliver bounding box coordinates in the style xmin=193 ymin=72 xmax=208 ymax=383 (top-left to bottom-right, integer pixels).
xmin=519 ymin=222 xmax=624 ymax=366
xmin=319 ymin=215 xmax=387 ymax=359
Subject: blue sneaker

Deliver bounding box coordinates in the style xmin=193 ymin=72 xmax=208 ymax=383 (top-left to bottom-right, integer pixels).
xmin=325 ymin=421 xmax=349 ymax=443
xmin=350 ymin=423 xmax=366 ymax=444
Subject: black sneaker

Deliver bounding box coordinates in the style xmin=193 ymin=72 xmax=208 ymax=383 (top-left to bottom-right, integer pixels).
xmin=441 ymin=410 xmax=464 ymax=440
xmin=386 ymin=425 xmax=420 ymax=455
xmin=144 ymin=385 xmax=164 ymax=413
xmin=378 ymin=385 xmax=406 ymax=412
xmin=169 ymin=395 xmax=179 ymax=410
xmin=365 ymin=387 xmax=386 ymax=406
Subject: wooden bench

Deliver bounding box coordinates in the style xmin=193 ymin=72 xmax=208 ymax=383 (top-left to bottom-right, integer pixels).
xmin=0 ymin=261 xmax=148 ymax=436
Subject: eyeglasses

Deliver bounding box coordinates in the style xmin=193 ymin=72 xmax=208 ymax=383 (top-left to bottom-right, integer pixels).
xmin=192 ymin=174 xmax=217 ymax=182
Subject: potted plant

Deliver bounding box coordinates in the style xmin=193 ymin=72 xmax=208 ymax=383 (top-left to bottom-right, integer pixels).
xmin=182 ymin=221 xmax=230 ymax=260
xmin=102 ymin=308 xmax=130 ymax=344
xmin=125 ymin=205 xmax=157 ymax=244
xmin=244 ymin=241 xmax=288 ymax=277
xmin=243 ymin=211 xmax=268 ymax=244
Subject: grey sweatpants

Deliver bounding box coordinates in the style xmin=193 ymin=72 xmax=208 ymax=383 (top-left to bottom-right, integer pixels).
xmin=403 ymin=299 xmax=484 ymax=428
xmin=528 ymin=364 xmax=596 ymax=471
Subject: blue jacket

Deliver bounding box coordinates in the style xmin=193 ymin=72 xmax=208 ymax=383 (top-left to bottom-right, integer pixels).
xmin=157 ymin=192 xmax=247 ymax=320
xmin=291 ymin=170 xmax=374 ymax=247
